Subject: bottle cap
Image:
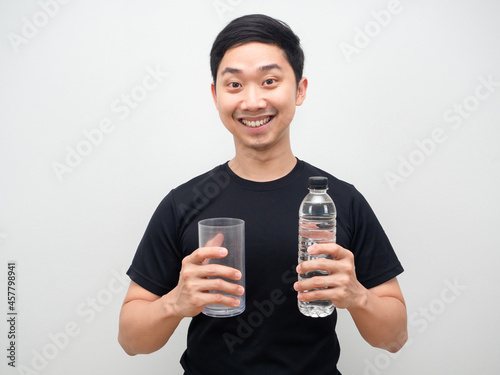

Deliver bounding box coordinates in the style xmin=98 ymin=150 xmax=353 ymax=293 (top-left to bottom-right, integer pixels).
xmin=308 ymin=176 xmax=328 ymax=189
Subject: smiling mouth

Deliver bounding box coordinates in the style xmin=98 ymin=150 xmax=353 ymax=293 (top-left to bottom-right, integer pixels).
xmin=240 ymin=116 xmax=272 ymax=128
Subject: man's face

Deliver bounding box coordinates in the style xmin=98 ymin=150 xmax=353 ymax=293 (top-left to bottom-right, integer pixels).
xmin=211 ymin=42 xmax=307 ymax=153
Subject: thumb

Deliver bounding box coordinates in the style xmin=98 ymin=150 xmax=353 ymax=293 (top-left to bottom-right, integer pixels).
xmin=205 ymin=232 xmax=224 ymax=247
xmin=201 ymin=233 xmax=225 ymax=265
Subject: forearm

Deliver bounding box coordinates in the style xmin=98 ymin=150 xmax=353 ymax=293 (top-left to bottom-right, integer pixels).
xmin=347 ymin=288 xmax=407 ymax=353
xmin=118 ymin=294 xmax=183 ymax=356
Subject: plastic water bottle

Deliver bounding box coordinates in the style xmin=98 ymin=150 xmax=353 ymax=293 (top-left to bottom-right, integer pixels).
xmin=298 ymin=176 xmax=337 ymax=318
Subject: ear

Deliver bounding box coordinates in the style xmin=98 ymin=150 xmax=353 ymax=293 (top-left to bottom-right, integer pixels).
xmin=295 ymin=77 xmax=308 ymax=106
xmin=211 ymin=82 xmax=218 ymax=110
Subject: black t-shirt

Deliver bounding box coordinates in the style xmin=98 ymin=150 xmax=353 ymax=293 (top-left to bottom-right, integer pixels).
xmin=127 ymin=159 xmax=403 ymax=375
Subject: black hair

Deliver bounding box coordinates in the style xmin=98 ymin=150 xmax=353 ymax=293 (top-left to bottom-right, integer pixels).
xmin=210 ymin=14 xmax=304 ymax=87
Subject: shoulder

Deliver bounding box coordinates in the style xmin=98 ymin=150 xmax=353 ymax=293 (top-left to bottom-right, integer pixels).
xmin=157 ymin=163 xmax=230 ymax=225
xmin=173 ymin=164 xmax=229 ymax=194
xmin=159 ymin=163 xmax=229 ymax=204
xmin=300 ymin=160 xmax=360 ymax=198
xmin=299 ymin=160 xmax=375 ymax=223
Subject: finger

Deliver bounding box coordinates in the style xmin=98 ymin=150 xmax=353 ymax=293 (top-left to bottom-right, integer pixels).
xmin=307 ymin=243 xmax=347 ymax=258
xmin=203 ymin=278 xmax=245 ymax=297
xmin=193 ymin=279 xmax=244 ymax=309
xmin=297 ymin=256 xmax=335 ymax=274
xmin=188 ymin=246 xmax=228 ymax=265
xmin=298 ymin=257 xmax=356 ymax=282
xmin=199 ymin=263 xmax=242 ymax=281
xmin=205 ymin=232 xmax=224 ymax=247
xmin=204 ymin=292 xmax=243 ymax=308
xmin=200 ymin=233 xmax=225 ymax=265
xmin=297 ymin=288 xmax=333 ymax=303
xmin=294 ymin=275 xmax=334 ymax=292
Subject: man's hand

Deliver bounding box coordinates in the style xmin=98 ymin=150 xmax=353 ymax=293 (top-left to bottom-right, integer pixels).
xmin=167 ymin=233 xmax=245 ymax=318
xmin=294 ymin=243 xmax=407 ymax=352
xmin=293 ymin=243 xmax=367 ymax=309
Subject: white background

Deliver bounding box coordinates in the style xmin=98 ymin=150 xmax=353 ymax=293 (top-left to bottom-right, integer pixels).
xmin=1 ymin=0 xmax=499 ymax=374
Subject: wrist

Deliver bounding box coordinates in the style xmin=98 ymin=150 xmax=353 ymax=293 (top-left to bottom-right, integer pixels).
xmin=159 ymin=288 xmax=184 ymax=322
xmin=347 ymin=283 xmax=369 ymax=313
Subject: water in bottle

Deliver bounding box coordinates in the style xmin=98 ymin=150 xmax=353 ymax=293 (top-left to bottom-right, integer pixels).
xmin=298 ymin=176 xmax=337 ymax=318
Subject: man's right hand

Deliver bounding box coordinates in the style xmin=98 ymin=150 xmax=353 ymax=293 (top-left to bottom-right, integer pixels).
xmin=119 ymin=233 xmax=244 ymax=355
xmin=166 ymin=233 xmax=244 ymax=318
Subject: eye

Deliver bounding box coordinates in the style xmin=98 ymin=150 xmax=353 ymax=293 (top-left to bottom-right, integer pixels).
xmin=229 ymin=82 xmax=241 ymax=88
xmin=264 ymin=79 xmax=275 ymax=85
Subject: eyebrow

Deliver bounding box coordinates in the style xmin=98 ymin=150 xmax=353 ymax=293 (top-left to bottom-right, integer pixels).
xmin=259 ymin=63 xmax=282 ymax=72
xmin=220 ymin=67 xmax=242 ymax=76
xmin=219 ymin=64 xmax=282 ymax=77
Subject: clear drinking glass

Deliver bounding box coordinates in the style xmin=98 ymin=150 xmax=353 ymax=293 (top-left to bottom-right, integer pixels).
xmin=198 ymin=218 xmax=245 ymax=317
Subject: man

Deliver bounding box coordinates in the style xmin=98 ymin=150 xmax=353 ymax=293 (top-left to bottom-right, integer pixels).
xmin=118 ymin=14 xmax=407 ymax=374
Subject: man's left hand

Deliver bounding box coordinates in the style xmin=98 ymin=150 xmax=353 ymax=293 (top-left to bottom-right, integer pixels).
xmin=293 ymin=243 xmax=367 ymax=310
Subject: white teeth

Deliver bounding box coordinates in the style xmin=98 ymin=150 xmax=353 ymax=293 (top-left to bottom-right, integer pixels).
xmin=242 ymin=116 xmax=271 ymax=127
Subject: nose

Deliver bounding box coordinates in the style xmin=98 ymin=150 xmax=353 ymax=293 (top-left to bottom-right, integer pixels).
xmin=240 ymin=85 xmax=266 ymax=111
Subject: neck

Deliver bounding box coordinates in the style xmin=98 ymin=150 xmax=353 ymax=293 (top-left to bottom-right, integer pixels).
xmin=228 ymin=147 xmax=297 ymax=182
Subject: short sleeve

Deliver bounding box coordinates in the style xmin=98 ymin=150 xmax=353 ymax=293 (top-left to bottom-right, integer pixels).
xmin=348 ymin=188 xmax=403 ymax=289
xmin=127 ymin=190 xmax=183 ymax=296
